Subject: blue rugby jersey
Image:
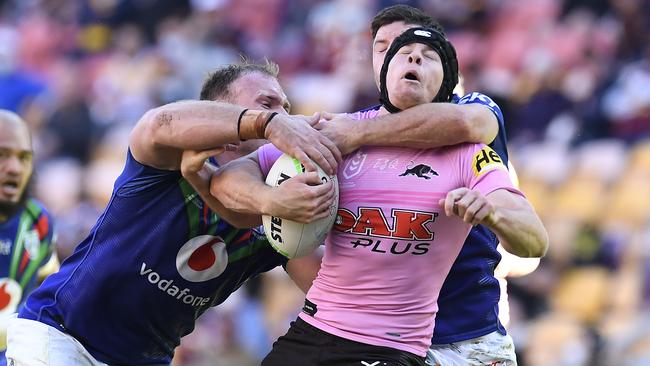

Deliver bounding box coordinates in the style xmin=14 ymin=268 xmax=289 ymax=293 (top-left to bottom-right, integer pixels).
xmin=357 ymin=92 xmax=509 ymax=344
xmin=20 ymin=150 xmax=287 ymax=366
xmin=432 ymin=92 xmax=509 ymax=344
xmin=0 ymin=199 xmax=55 ymax=366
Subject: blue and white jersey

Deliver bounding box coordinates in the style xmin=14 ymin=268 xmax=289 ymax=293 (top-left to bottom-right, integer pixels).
xmin=20 ymin=150 xmax=286 ymax=366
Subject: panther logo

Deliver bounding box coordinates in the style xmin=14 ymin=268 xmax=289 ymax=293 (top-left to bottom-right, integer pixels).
xmin=399 ymin=163 xmax=438 ymax=180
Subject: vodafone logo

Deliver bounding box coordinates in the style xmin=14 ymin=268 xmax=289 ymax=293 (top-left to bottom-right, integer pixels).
xmin=176 ymin=235 xmax=228 ymax=282
xmin=0 ymin=278 xmax=21 ymax=315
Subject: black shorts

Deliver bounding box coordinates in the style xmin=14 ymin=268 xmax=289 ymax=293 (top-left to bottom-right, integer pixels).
xmin=261 ymin=317 xmax=426 ymax=366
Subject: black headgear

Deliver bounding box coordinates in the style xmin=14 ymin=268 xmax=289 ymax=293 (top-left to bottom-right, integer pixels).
xmin=379 ymin=27 xmax=459 ymax=113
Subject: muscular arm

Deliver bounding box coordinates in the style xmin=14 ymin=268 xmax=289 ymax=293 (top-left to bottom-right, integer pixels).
xmin=483 ymin=190 xmax=548 ymax=258
xmin=130 ymin=101 xmax=243 ymax=170
xmin=443 ymin=188 xmax=548 ymax=258
xmin=359 ymin=103 xmax=497 ymax=147
xmin=209 ymin=152 xmax=275 ymax=215
xmin=320 ymin=102 xmax=499 ymax=154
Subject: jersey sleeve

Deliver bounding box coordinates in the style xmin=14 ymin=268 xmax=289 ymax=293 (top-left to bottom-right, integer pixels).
xmin=460 ymin=144 xmax=524 ymax=198
xmin=456 ymin=92 xmax=504 ymax=128
xmin=257 ymin=143 xmax=284 ymax=176
xmin=116 ymin=149 xmax=182 ymax=196
xmin=456 ymin=92 xmax=510 ymax=165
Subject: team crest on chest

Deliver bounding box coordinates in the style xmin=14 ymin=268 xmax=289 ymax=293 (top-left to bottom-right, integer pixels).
xmin=176 ymin=235 xmax=228 ymax=282
xmin=343 ymin=151 xmax=367 ymax=180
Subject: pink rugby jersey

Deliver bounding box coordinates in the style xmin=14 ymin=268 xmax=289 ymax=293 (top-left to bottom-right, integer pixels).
xmin=257 ymin=111 xmax=522 ymax=356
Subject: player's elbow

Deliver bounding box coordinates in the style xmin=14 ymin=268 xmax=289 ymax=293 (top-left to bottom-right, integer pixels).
xmin=520 ymin=226 xmax=549 ymax=258
xmin=139 ymin=107 xmax=175 ymax=148
xmin=534 ymin=226 xmax=550 ymax=257
xmin=461 ymin=106 xmax=498 ymax=144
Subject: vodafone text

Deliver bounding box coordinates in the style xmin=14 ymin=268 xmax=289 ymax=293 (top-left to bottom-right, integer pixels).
xmin=140 ymin=262 xmax=210 ymax=307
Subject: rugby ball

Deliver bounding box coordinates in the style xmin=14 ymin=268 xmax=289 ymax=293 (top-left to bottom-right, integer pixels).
xmin=262 ymin=154 xmax=339 ymax=258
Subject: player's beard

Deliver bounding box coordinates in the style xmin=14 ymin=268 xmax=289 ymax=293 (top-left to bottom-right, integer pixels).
xmin=0 ymin=177 xmax=32 ymax=221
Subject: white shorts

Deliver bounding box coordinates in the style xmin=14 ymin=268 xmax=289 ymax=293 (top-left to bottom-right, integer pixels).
xmin=6 ymin=317 xmax=108 ymax=366
xmin=426 ymin=331 xmax=517 ymax=366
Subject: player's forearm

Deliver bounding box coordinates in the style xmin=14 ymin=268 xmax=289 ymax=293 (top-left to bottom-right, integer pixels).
xmin=146 ymin=100 xmax=242 ymax=150
xmin=210 ymin=159 xmax=274 ymax=216
xmin=355 ymin=103 xmax=493 ymax=148
xmin=485 ymin=205 xmax=548 ymax=258
xmin=184 ymin=164 xmax=262 ymax=228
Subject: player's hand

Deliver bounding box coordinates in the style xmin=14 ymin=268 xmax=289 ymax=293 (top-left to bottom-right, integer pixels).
xmin=315 ymin=112 xmax=360 ymax=155
xmin=180 ymin=146 xmax=234 ymax=177
xmin=264 ymin=172 xmax=335 ymax=224
xmin=265 ymin=113 xmax=342 ymax=175
xmin=439 ymin=188 xmax=497 ymax=226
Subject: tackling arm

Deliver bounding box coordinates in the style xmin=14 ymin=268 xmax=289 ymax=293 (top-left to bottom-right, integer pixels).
xmin=130 ymin=101 xmax=341 ymax=173
xmin=357 ymin=102 xmax=498 ymax=147
xmin=319 ymin=102 xmax=498 ymax=154
xmin=130 ymin=101 xmax=243 ymax=170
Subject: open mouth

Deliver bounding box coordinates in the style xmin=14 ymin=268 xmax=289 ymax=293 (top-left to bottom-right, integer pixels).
xmin=403 ymin=71 xmax=419 ymax=82
xmin=1 ymin=181 xmax=19 ymax=195
xmin=2 ymin=182 xmax=17 ymax=189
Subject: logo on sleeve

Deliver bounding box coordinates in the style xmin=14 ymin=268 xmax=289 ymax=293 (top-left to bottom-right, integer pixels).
xmin=472 ymin=146 xmax=506 ymax=177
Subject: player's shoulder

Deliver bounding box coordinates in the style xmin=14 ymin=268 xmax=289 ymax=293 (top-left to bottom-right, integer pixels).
xmin=440 ymin=141 xmax=488 ymax=156
xmin=454 ymin=92 xmax=505 ymax=127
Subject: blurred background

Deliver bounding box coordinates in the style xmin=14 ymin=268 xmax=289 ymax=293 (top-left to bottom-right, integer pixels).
xmin=1 ymin=0 xmax=649 ymax=365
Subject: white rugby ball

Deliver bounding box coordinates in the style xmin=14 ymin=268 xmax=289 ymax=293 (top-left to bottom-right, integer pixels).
xmin=262 ymin=154 xmax=339 ymax=259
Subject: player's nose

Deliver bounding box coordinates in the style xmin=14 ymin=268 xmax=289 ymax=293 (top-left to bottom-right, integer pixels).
xmin=407 ymin=52 xmax=422 ymax=65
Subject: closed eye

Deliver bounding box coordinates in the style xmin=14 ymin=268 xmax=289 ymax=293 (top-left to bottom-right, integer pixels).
xmin=424 ymin=50 xmax=439 ymax=61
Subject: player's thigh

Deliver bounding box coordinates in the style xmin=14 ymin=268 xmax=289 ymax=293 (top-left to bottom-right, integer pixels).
xmin=261 ymin=320 xmax=321 ymax=366
xmin=7 ymin=318 xmax=107 ymax=366
xmin=426 ymin=332 xmax=517 ymax=366
xmin=6 ymin=318 xmax=49 ymax=366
